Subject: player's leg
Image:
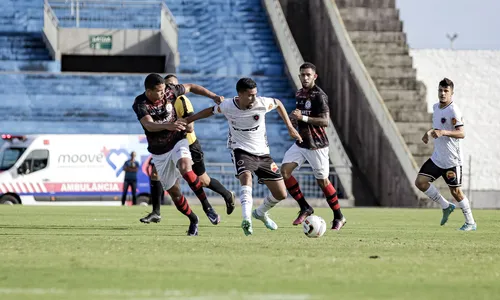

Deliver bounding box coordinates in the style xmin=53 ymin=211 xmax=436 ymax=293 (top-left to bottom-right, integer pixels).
xmin=121 ymin=180 xmax=130 ymax=206
xmin=443 ymin=166 xmax=476 ymax=230
xmin=190 ymin=141 xmax=235 ymax=215
xmin=305 ymin=147 xmax=346 ymax=230
xmin=168 ymin=180 xmax=199 ymax=236
xmin=415 ymin=159 xmax=453 ymax=225
xmin=131 ymin=180 xmax=137 ymax=205
xmin=252 ymin=156 xmax=285 ymax=230
xmin=175 ymin=139 xmax=220 ymax=225
xmin=281 ymin=144 xmax=313 ymax=225
xmin=140 ymin=153 xmax=175 ymax=223
xmin=232 ymin=149 xmax=258 ymax=236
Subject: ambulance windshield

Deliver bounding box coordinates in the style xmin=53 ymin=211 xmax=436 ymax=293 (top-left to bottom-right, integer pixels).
xmin=0 ymin=147 xmax=26 ymax=171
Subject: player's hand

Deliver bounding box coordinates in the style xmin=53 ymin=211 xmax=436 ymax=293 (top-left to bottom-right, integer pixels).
xmin=291 ymin=109 xmax=303 ymax=120
xmin=422 ymin=132 xmax=429 ymax=144
xmin=177 ymin=118 xmax=188 ymax=124
xmin=166 ymin=121 xmax=186 ymax=132
xmin=212 ymin=95 xmax=224 ymax=105
xmin=430 ymin=129 xmax=444 ymax=139
xmin=288 ymin=127 xmax=303 ymax=143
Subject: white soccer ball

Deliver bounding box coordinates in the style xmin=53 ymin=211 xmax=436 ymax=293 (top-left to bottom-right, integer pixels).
xmin=302 ymin=215 xmax=327 ymax=238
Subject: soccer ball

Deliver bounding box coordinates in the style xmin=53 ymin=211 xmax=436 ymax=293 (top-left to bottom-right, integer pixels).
xmin=302 ymin=215 xmax=327 ymax=238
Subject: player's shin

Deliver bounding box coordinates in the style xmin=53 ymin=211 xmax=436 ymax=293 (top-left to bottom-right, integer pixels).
xmin=457 ymin=196 xmax=475 ymax=224
xmin=173 ymin=195 xmax=198 ymax=222
xmin=284 ymin=176 xmax=311 ymax=210
xmin=256 ymin=193 xmax=280 ymax=215
xmin=240 ymin=185 xmax=253 ymax=220
xmin=183 ymin=170 xmax=211 ymax=211
xmin=322 ymin=183 xmax=343 ymax=220
xmin=424 ymin=184 xmax=450 ymax=209
xmin=150 ymin=180 xmax=163 ymax=215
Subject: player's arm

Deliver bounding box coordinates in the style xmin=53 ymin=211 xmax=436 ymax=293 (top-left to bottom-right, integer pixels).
xmin=182 ymin=83 xmax=224 ymax=104
xmin=275 ymin=100 xmax=303 ymax=143
xmin=185 ymin=106 xmax=216 ymax=124
xmin=175 ymin=96 xmax=195 ymax=133
xmin=431 ymin=126 xmax=465 ymax=139
xmin=139 ymin=115 xmax=186 ymax=132
xmin=292 ymin=110 xmax=329 ymax=127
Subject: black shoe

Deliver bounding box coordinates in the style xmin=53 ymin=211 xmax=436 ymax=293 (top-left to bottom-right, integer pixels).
xmin=224 ymin=191 xmax=236 ymax=215
xmin=292 ymin=207 xmax=314 ymax=226
xmin=204 ymin=207 xmax=221 ymax=225
xmin=187 ymin=216 xmax=199 ymax=236
xmin=140 ymin=212 xmax=161 ymax=224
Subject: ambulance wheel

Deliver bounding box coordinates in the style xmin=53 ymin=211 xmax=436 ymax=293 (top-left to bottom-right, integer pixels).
xmin=0 ymin=195 xmax=19 ymax=205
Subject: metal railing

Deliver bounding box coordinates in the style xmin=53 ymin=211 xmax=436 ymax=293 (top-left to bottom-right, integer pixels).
xmin=46 ymin=0 xmax=176 ymax=29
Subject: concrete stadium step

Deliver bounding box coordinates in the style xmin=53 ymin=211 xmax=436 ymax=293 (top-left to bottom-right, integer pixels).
xmin=342 ymin=19 xmax=402 ymax=31
xmin=396 ymin=122 xmax=432 ymax=134
xmin=339 ymin=8 xmax=399 ymax=21
xmin=348 ymin=31 xmax=407 ymax=44
xmin=366 ymin=66 xmax=416 ymax=78
xmin=359 ymin=53 xmax=413 ymax=67
xmin=384 ymin=100 xmax=427 ymax=112
xmin=373 ymin=77 xmax=418 ymax=90
xmin=336 ymin=0 xmax=396 ymax=8
xmin=391 ymin=110 xmax=432 ymax=122
xmin=379 ymin=90 xmax=423 ymax=102
xmin=408 ymin=143 xmax=435 ymax=156
xmin=354 ymin=42 xmax=409 ymax=54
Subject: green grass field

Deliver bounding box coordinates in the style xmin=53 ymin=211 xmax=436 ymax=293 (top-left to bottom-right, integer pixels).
xmin=0 ymin=205 xmax=499 ymax=300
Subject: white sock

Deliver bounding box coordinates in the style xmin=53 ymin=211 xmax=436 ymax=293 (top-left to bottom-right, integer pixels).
xmin=457 ymin=197 xmax=475 ymax=224
xmin=256 ymin=194 xmax=280 ymax=216
xmin=240 ymin=185 xmax=253 ymax=220
xmin=424 ymin=184 xmax=450 ymax=209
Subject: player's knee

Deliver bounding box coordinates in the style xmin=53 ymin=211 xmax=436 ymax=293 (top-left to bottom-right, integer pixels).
xmin=415 ymin=177 xmax=428 ymax=191
xmin=449 ymin=187 xmax=463 ymax=200
xmin=280 ymin=165 xmax=293 ymax=180
xmin=275 ymin=190 xmax=287 ymax=200
xmin=177 ymin=159 xmax=191 ymax=175
xmin=316 ymin=177 xmax=329 ymax=189
xmin=199 ymin=174 xmax=211 ymax=187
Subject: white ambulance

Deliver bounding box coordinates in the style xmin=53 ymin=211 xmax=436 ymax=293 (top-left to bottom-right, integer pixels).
xmin=0 ymin=134 xmax=155 ymax=205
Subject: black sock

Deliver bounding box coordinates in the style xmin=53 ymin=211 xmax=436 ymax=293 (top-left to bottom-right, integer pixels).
xmin=150 ymin=180 xmax=163 ymax=215
xmin=207 ymin=178 xmax=232 ymax=201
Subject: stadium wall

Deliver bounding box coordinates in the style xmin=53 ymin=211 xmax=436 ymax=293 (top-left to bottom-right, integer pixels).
xmin=278 ymin=0 xmax=421 ymax=207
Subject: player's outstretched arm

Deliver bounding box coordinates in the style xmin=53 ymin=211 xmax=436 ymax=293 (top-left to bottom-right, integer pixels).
xmin=185 ymin=107 xmax=215 ymax=124
xmin=275 ymin=99 xmax=303 ymax=143
xmin=430 ymin=126 xmax=465 ymax=139
xmin=139 ymin=115 xmax=186 ymax=132
xmin=182 ymin=83 xmax=224 ymax=104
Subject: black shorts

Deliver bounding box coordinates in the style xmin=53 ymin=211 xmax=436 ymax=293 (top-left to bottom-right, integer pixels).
xmin=419 ymin=158 xmax=463 ymax=187
xmin=189 ymin=140 xmax=206 ymax=176
xmin=231 ymin=148 xmax=282 ymax=184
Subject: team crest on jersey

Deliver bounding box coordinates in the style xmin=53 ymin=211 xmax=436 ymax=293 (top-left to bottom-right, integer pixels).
xmin=253 ymin=115 xmax=260 ymax=121
xmin=452 ymin=118 xmax=457 ymax=125
xmin=270 ymin=162 xmax=279 ymax=173
xmin=166 ymin=103 xmax=173 ymax=112
xmin=268 ymin=104 xmax=274 ymax=110
xmin=305 ymin=100 xmax=311 ymax=109
xmin=441 ymin=118 xmax=446 ymax=124
xmin=446 ymin=171 xmax=456 ymax=179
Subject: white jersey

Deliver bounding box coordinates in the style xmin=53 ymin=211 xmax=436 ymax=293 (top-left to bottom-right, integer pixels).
xmin=430 ymin=102 xmax=464 ymax=168
xmin=213 ymin=96 xmax=278 ymax=156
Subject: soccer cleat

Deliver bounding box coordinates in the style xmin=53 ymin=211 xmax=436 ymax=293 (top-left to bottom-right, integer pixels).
xmin=204 ymin=207 xmax=221 ymax=225
xmin=225 ymin=191 xmax=236 ymax=215
xmin=292 ymin=207 xmax=314 ymax=226
xmin=459 ymin=223 xmax=477 ymax=231
xmin=140 ymin=212 xmax=161 ymax=224
xmin=241 ymin=219 xmax=253 ymax=236
xmin=440 ymin=203 xmax=456 ymax=225
xmin=187 ymin=216 xmax=199 ymax=236
xmin=331 ymin=217 xmax=347 ymax=231
xmin=252 ymin=209 xmax=278 ymax=230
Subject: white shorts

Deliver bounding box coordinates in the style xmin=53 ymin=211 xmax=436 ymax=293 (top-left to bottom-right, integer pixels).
xmin=151 ymin=139 xmax=192 ymax=191
xmin=282 ymin=143 xmax=330 ymax=179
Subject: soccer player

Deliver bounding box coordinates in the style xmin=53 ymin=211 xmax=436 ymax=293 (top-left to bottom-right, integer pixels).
xmin=133 ymin=74 xmax=224 ymax=235
xmin=184 ymin=78 xmax=302 ymax=236
xmin=164 ymin=74 xmax=235 ymax=214
xmin=280 ymin=62 xmax=346 ymax=231
xmin=415 ymin=78 xmax=476 ymax=231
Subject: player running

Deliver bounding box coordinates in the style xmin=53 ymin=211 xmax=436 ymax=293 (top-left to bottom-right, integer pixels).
xmin=415 ymin=78 xmax=476 ymax=231
xmin=163 ymin=74 xmax=235 ymax=214
xmin=280 ymin=62 xmax=346 ymax=231
xmin=184 ymin=78 xmax=302 ymax=236
xmin=134 ymin=74 xmax=224 ymax=235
